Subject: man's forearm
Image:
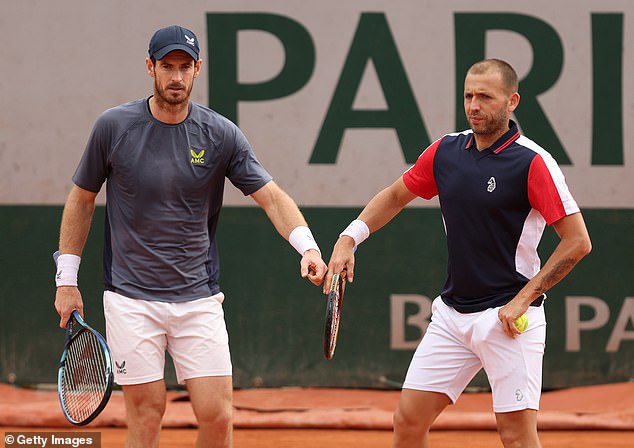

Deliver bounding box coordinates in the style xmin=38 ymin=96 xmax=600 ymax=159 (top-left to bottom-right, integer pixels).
xmin=59 ymin=187 xmax=97 ymax=255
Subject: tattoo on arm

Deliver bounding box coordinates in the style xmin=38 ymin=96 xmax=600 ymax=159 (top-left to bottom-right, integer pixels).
xmin=533 ymin=258 xmax=577 ymax=295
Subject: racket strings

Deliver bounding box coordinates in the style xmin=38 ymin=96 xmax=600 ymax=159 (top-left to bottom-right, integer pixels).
xmin=60 ymin=330 xmax=109 ymax=422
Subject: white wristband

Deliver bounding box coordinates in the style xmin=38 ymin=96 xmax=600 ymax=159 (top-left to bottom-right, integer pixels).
xmin=55 ymin=254 xmax=81 ymax=287
xmin=289 ymin=226 xmax=321 ymax=256
xmin=340 ymin=219 xmax=370 ymax=247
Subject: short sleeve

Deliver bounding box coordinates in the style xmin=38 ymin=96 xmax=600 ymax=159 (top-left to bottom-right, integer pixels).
xmin=225 ymin=125 xmax=272 ymax=196
xmin=402 ymin=138 xmax=442 ymax=199
xmin=527 ymin=153 xmax=580 ymax=225
xmin=72 ymin=113 xmax=113 ymax=193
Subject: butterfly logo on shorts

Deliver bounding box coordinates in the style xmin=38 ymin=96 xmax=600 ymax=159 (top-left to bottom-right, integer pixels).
xmin=116 ymin=360 xmax=127 ymax=375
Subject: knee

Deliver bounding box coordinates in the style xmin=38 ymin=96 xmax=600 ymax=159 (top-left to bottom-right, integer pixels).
xmin=498 ymin=429 xmax=521 ymax=448
xmin=393 ymin=407 xmax=409 ymax=431
xmin=125 ymin=393 xmax=166 ymax=429
xmin=496 ymin=411 xmax=540 ymax=448
xmin=393 ymin=406 xmax=429 ymax=439
xmin=196 ymin=402 xmax=233 ymax=432
xmin=498 ymin=426 xmax=539 ymax=448
xmin=140 ymin=404 xmax=165 ymax=426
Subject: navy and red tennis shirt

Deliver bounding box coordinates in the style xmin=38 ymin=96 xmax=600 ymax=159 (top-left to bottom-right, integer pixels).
xmin=403 ymin=120 xmax=579 ymax=313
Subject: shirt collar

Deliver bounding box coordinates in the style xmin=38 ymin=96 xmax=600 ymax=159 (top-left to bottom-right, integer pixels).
xmin=464 ymin=120 xmax=521 ymax=154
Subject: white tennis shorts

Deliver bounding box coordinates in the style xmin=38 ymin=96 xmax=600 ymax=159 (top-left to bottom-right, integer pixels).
xmin=103 ymin=290 xmax=232 ymax=385
xmin=402 ymin=297 xmax=546 ymax=413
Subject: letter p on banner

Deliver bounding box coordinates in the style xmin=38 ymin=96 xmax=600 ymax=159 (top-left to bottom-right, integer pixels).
xmin=206 ymin=13 xmax=315 ymax=124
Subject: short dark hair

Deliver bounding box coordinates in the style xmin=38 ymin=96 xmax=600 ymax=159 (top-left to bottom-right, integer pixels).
xmin=467 ymin=59 xmax=519 ymax=93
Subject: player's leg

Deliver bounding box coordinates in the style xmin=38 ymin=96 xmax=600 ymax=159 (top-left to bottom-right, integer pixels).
xmin=474 ymin=304 xmax=546 ymax=448
xmin=393 ymin=297 xmax=483 ymax=447
xmin=168 ymin=293 xmax=233 ymax=447
xmin=186 ymin=376 xmax=233 ymax=448
xmin=495 ymin=409 xmax=541 ymax=448
xmin=122 ymin=380 xmax=167 ymax=448
xmin=392 ymin=389 xmax=451 ymax=447
xmin=103 ymin=291 xmax=170 ymax=448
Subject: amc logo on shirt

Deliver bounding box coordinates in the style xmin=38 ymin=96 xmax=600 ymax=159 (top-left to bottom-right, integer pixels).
xmin=190 ymin=149 xmax=205 ymax=165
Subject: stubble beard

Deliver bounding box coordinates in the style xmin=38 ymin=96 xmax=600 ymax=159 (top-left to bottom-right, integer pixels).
xmin=153 ymin=78 xmax=194 ymax=111
xmin=469 ymin=107 xmax=508 ymax=137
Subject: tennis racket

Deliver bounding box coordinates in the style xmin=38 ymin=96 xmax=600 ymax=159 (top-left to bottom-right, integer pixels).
xmin=324 ymin=270 xmax=347 ymax=360
xmin=57 ymin=310 xmax=114 ymax=425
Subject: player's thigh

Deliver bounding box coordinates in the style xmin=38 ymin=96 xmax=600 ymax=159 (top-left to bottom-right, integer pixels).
xmin=167 ymin=293 xmax=232 ymax=383
xmin=402 ymin=298 xmax=483 ymax=403
xmin=186 ymin=375 xmax=233 ymax=420
xmin=475 ymin=304 xmax=546 ymax=412
xmin=103 ymin=291 xmax=168 ymax=385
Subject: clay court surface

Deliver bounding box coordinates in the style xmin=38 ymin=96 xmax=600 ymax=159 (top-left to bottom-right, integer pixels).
xmin=3 ymin=427 xmax=633 ymax=447
xmin=2 ymin=382 xmax=633 ymax=447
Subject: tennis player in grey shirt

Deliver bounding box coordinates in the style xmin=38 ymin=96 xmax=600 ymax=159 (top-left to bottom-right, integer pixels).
xmin=54 ymin=25 xmax=327 ymax=448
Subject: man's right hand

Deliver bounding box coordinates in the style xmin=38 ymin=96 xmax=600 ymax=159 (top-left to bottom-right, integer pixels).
xmin=323 ymin=236 xmax=356 ymax=295
xmin=55 ymin=286 xmax=84 ymax=328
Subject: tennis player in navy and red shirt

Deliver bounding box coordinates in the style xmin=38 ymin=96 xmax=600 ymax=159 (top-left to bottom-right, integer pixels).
xmin=326 ymin=59 xmax=591 ymax=447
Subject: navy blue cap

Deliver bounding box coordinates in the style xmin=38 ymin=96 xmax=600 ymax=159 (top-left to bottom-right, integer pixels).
xmin=148 ymin=25 xmax=200 ymax=60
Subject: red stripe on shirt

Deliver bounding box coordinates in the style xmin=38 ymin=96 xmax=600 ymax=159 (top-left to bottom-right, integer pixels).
xmin=527 ymin=154 xmax=567 ymax=225
xmin=403 ymin=138 xmax=442 ymax=199
xmin=493 ymin=131 xmax=520 ymax=154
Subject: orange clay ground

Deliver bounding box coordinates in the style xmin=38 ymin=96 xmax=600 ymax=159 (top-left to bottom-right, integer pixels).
xmin=2 ymin=382 xmax=633 ymax=447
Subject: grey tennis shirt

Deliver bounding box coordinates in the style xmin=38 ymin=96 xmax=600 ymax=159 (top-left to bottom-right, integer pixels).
xmin=73 ymin=98 xmax=272 ymax=302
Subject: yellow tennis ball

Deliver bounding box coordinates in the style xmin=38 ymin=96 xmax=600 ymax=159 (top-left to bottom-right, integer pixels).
xmin=514 ymin=314 xmax=528 ymax=332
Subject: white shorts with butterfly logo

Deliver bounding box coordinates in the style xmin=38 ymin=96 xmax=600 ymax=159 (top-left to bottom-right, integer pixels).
xmin=402 ymin=296 xmax=546 ymax=413
xmin=103 ymin=290 xmax=232 ymax=385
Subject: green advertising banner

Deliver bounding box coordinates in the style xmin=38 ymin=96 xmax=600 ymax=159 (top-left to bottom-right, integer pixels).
xmin=1 ymin=206 xmax=632 ymax=389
